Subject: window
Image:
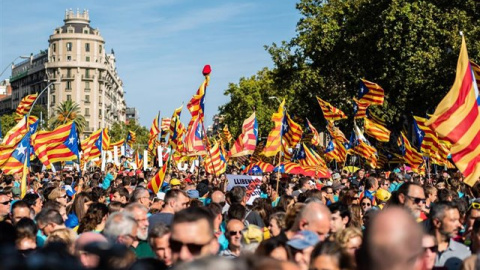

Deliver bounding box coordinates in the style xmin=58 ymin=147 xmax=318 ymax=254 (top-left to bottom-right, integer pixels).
xmin=99 ymin=109 xmax=102 ymax=117
xmin=85 ymin=108 xmax=90 ymax=116
xmin=85 ymin=82 xmax=90 ymax=90
xmin=85 ymin=43 xmax=90 ymax=52
xmin=86 ymin=56 xmax=90 ymax=62
xmin=66 ymin=42 xmax=72 ymax=51
xmin=67 ymin=95 xmax=71 ymax=101
xmin=66 ymin=81 xmax=72 ymax=90
xmin=52 ymin=43 xmax=56 ymax=52
xmin=67 ymin=55 xmax=72 ymax=61
xmin=99 ymin=45 xmax=102 ymax=54
xmin=85 ymin=95 xmax=90 ymax=103
xmin=83 ymin=29 xmax=89 ymax=34
xmin=67 ymin=69 xmax=71 ymax=78
xmin=85 ymin=69 xmax=90 ymax=77
xmin=52 ymin=95 xmax=55 ymax=104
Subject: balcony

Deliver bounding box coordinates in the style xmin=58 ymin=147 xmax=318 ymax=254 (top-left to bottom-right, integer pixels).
xmin=61 ymin=74 xmax=75 ymax=80
xmin=82 ymin=75 xmax=94 ymax=81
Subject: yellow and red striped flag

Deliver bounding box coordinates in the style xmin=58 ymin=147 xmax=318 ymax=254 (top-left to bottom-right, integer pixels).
xmin=0 ymin=127 xmax=31 ymax=175
xmin=364 ymin=118 xmax=391 ymax=142
xmin=353 ymin=98 xmax=369 ymax=119
xmin=2 ymin=116 xmax=38 ymax=146
xmin=397 ymin=132 xmax=423 ymax=169
xmin=187 ymin=65 xmax=211 ymax=130
xmin=185 ymin=117 xmax=206 ymax=156
xmin=15 ymin=94 xmax=38 ymax=121
xmin=135 ymin=151 xmax=143 ymax=170
xmin=223 ymin=125 xmax=233 ymax=143
xmin=228 ymin=112 xmax=258 ymax=158
xmin=147 ymin=153 xmax=170 ymax=194
xmin=127 ymin=130 xmax=136 ymax=147
xmin=297 ymin=143 xmax=327 ymax=168
xmin=161 ymin=118 xmax=171 ymax=132
xmin=81 ymin=129 xmax=101 ymax=161
xmin=32 ymin=122 xmax=80 ymax=168
xmin=316 ymin=97 xmax=347 ymax=121
xmin=149 ymin=113 xmax=161 ymax=138
xmin=325 ymin=139 xmax=347 ymax=164
xmin=262 ymin=99 xmax=285 ymax=157
xmin=305 ymin=119 xmax=321 ymax=146
xmin=204 ymin=140 xmax=227 ymax=176
xmin=413 ymin=116 xmax=440 ymax=158
xmin=426 ymin=37 xmax=480 ymax=186
xmin=355 ymin=141 xmax=378 ymax=168
xmin=359 ymin=79 xmax=384 ymax=105
xmin=327 ymin=121 xmax=348 ymax=144
xmin=283 ymin=112 xmax=303 ymax=148
xmin=169 ymin=105 xmax=184 ymax=152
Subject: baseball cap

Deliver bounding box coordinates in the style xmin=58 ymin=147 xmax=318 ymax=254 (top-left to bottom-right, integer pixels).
xmin=186 ymin=189 xmax=199 ymax=199
xmin=170 ymin=179 xmax=181 ymax=186
xmin=375 ymin=188 xmax=391 ymax=202
xmin=287 ymin=230 xmax=319 ymax=250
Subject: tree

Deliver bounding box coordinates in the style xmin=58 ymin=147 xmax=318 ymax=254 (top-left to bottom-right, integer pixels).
xmin=220 ymin=0 xmax=480 ymax=135
xmin=109 ymin=120 xmax=149 ymax=152
xmin=0 ymin=112 xmax=17 ymax=137
xmin=49 ymin=100 xmax=87 ymax=133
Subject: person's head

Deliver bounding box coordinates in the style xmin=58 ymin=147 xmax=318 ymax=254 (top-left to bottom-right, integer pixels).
xmin=422 ymin=233 xmax=437 ymax=270
xmin=255 ymin=237 xmax=289 ymax=261
xmin=11 ymin=200 xmax=32 ymax=225
xmin=77 ymin=202 xmax=109 ymax=234
xmin=207 ymin=202 xmax=223 ymax=230
xmin=0 ymin=191 xmax=11 ymax=217
xmin=425 ymin=186 xmax=437 ymax=204
xmin=358 ymin=169 xmax=365 ymax=179
xmin=294 ymin=202 xmax=331 ymax=241
xmin=148 ymin=222 xmax=172 ymax=266
xmin=429 ymin=201 xmax=462 ymax=239
xmin=287 ymin=230 xmax=319 ymax=270
xmin=360 ymin=197 xmax=372 ymax=214
xmin=170 ymin=207 xmax=218 ymax=264
xmin=15 ymin=217 xmax=38 ymax=251
xmin=23 ymin=193 xmax=43 ymax=215
xmin=103 ymin=211 xmax=138 ymax=247
xmin=328 ymin=202 xmax=350 ymax=234
xmin=379 ymin=179 xmax=390 ymax=191
xmin=226 ymin=219 xmax=244 ymax=249
xmin=70 ymin=192 xmax=93 ymax=221
xmin=164 ymin=189 xmax=190 ymax=213
xmin=269 ymin=212 xmax=286 ymax=237
xmin=397 ymin=182 xmax=425 ymax=218
xmin=466 ymin=200 xmax=480 ymax=233
xmin=211 ymin=190 xmax=226 ymax=206
xmin=74 ymin=232 xmax=109 ymax=268
xmin=124 ymin=203 xmax=149 ymax=241
xmin=131 ymin=187 xmax=151 ymax=209
xmin=365 ymin=177 xmax=378 ymax=191
xmin=35 ymin=209 xmax=65 ymax=236
xmin=48 ymin=187 xmax=68 ymax=206
xmin=112 ymin=187 xmax=129 ymax=204
xmin=310 ymin=241 xmax=353 ymax=270
xmin=45 ymin=228 xmax=77 ymax=255
xmin=357 ymin=207 xmax=424 ymax=270
xmin=336 ymin=227 xmax=362 ymax=258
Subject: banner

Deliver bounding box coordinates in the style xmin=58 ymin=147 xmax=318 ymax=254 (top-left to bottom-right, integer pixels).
xmin=226 ymin=174 xmax=262 ymax=205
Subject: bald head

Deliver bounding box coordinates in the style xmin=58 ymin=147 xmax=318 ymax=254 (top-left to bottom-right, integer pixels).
xmin=297 ymin=202 xmax=331 ymax=241
xmin=226 ymin=218 xmax=244 ymax=230
xmin=211 ymin=191 xmax=225 ymax=204
xmin=358 ymin=207 xmax=424 ymax=270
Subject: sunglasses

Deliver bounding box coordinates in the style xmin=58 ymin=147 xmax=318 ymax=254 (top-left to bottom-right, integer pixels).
xmin=169 ymin=238 xmax=210 ymax=255
xmin=423 ymin=245 xmax=438 ymax=253
xmin=407 ymin=195 xmax=426 ymax=205
xmin=228 ymin=230 xmax=242 ymax=236
xmin=0 ymin=200 xmax=11 ymax=205
xmin=362 ymin=202 xmax=371 ymax=206
xmin=470 ymin=202 xmax=480 ymax=210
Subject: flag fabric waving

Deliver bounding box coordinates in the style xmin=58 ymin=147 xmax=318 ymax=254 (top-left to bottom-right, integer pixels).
xmin=353 ymin=98 xmax=369 ymax=119
xmin=147 ymin=153 xmax=170 ymax=194
xmin=32 ymin=122 xmax=80 ymax=168
xmin=397 ymin=132 xmax=423 ymax=169
xmin=204 ymin=141 xmax=227 ymax=176
xmin=229 ymin=112 xmax=258 ymax=158
xmin=187 ymin=65 xmax=211 ymax=130
xmin=316 ymin=97 xmax=347 ymax=121
xmin=185 ymin=117 xmax=206 ymax=156
xmin=223 ymin=125 xmax=233 ymax=143
xmin=283 ymin=112 xmax=303 ymax=148
xmin=135 ymin=151 xmax=143 ymax=170
xmin=364 ymin=118 xmax=391 ymax=142
xmin=305 ymin=119 xmax=321 ymax=146
xmin=15 ymin=94 xmax=38 ymax=121
xmin=263 ymin=99 xmax=285 ymax=157
xmin=426 ymin=36 xmax=480 ymax=186
xmin=126 ymin=130 xmax=136 ymax=147
xmin=2 ymin=116 xmax=38 ymax=147
xmin=81 ymin=129 xmax=102 ymax=161
xmin=0 ymin=129 xmax=31 ymax=175
xmin=359 ymin=79 xmax=384 ymax=105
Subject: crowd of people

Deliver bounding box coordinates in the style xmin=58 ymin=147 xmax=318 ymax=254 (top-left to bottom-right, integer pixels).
xmin=0 ymin=158 xmax=478 ymax=270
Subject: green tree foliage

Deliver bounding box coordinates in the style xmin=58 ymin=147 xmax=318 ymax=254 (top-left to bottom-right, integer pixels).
xmin=49 ymin=100 xmax=87 ymax=133
xmin=221 ymin=0 xmax=480 ymax=134
xmin=109 ymin=120 xmax=149 ymax=151
xmin=0 ymin=112 xmax=17 ymax=137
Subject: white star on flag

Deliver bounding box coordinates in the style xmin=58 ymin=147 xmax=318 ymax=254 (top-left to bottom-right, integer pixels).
xmin=16 ymin=143 xmax=27 ymax=156
xmin=68 ymin=135 xmax=76 ymax=145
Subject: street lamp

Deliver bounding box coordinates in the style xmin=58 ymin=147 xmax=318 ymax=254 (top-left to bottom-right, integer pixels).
xmin=28 ymin=82 xmax=60 ymax=127
xmin=0 ymin=55 xmax=31 ymax=79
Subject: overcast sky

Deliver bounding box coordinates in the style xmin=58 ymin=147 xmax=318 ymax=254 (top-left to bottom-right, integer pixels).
xmin=0 ymin=0 xmax=301 ymax=127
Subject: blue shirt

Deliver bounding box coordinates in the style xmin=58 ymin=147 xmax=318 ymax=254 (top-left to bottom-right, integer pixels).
xmin=102 ymin=173 xmax=114 ymax=190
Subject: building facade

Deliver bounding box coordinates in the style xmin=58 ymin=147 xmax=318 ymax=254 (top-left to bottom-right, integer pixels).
xmin=126 ymin=107 xmax=139 ymax=124
xmin=8 ymin=9 xmax=126 ymax=136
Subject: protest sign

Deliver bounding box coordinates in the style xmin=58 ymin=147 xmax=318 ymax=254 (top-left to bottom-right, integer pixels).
xmin=226 ymin=174 xmax=262 ymax=205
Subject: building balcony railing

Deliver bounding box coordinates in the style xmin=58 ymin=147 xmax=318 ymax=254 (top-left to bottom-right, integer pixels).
xmin=61 ymin=74 xmax=75 ymax=80
xmin=82 ymin=75 xmax=94 ymax=81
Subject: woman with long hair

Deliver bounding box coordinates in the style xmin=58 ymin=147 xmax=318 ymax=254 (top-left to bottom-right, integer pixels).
xmin=66 ymin=192 xmax=93 ymax=230
xmin=77 ymin=202 xmax=109 ymax=234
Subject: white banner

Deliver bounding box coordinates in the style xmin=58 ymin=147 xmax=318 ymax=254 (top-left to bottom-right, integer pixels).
xmin=226 ymin=174 xmax=262 ymax=205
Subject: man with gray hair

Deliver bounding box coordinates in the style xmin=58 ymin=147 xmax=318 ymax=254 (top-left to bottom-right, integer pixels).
xmin=288 ymin=202 xmax=331 ymax=241
xmin=148 ymin=222 xmax=172 ymax=266
xmin=124 ymin=203 xmax=155 ymax=258
xmin=103 ymin=211 xmax=138 ymax=248
xmin=130 ymin=187 xmax=151 ymax=209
